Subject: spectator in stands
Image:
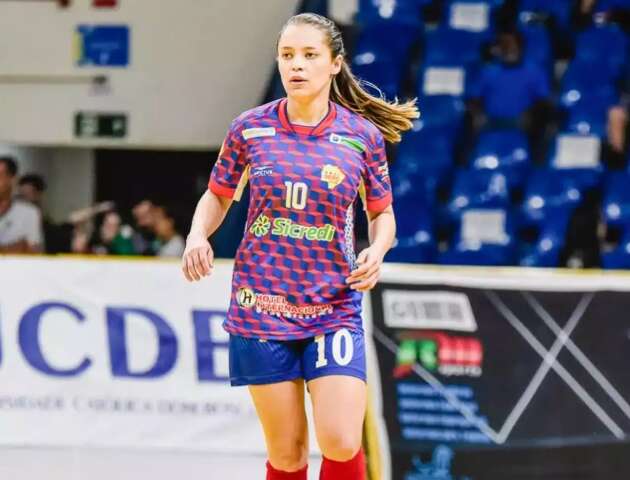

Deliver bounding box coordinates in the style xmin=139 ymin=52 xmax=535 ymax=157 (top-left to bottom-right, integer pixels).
xmin=18 ymin=173 xmax=76 ymax=253
xmin=17 ymin=173 xmax=46 ymax=208
xmin=153 ymin=204 xmax=185 ymax=257
xmin=87 ymin=209 xmax=136 ymax=256
xmin=0 ymin=157 xmax=43 ymax=253
xmin=131 ymin=199 xmax=158 ymax=255
xmin=468 ymin=31 xmax=552 ymax=134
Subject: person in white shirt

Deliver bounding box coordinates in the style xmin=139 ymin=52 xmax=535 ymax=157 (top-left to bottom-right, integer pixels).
xmin=153 ymin=204 xmax=185 ymax=258
xmin=0 ymin=157 xmax=43 ymax=254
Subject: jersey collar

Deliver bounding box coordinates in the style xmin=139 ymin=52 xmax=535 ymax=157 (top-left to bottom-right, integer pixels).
xmin=278 ymin=98 xmax=336 ymax=137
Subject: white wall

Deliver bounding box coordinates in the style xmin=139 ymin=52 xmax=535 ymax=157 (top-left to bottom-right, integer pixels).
xmin=0 ymin=0 xmax=298 ymax=149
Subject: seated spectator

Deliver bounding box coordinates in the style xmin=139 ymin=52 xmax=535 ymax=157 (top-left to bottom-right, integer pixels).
xmin=131 ymin=199 xmax=158 ymax=255
xmin=0 ymin=157 xmax=43 ymax=253
xmin=17 ymin=173 xmax=46 ymax=207
xmin=468 ymin=31 xmax=552 ymax=131
xmin=87 ymin=209 xmax=136 ymax=256
xmin=18 ymin=173 xmax=74 ymax=253
xmin=153 ymin=204 xmax=185 ymax=258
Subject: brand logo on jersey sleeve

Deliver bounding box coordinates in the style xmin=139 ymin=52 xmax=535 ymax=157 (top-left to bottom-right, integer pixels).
xmin=329 ymin=133 xmax=366 ymax=153
xmin=242 ymin=127 xmax=276 ymax=140
xmin=321 ymin=165 xmax=345 ymax=190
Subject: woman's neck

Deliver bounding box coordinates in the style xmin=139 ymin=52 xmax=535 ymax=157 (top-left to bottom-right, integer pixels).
xmin=286 ymin=93 xmax=330 ymax=126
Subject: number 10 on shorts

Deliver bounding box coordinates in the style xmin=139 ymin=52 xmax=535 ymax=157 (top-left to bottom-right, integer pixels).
xmin=314 ymin=329 xmax=354 ymax=368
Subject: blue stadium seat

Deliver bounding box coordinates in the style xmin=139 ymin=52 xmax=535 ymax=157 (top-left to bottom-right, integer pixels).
xmin=445 ymin=169 xmax=511 ymax=221
xmin=385 ymin=203 xmax=435 ymax=263
xmin=415 ymin=65 xmax=469 ymax=136
xmin=602 ymin=171 xmax=630 ymax=227
xmin=518 ymin=0 xmax=573 ymax=30
xmin=423 ymin=27 xmax=484 ymax=68
xmin=352 ymin=24 xmax=421 ymax=99
xmin=417 ymin=65 xmax=470 ymax=98
xmin=559 ymin=62 xmax=619 ymax=137
xmin=519 ymin=209 xmax=571 ymax=267
xmin=443 ymin=0 xmax=501 ymax=37
xmin=546 ymin=133 xmax=604 ymax=192
xmin=358 ymin=0 xmax=430 ymax=27
xmin=438 ymin=207 xmax=519 ymax=266
xmin=593 ymin=0 xmax=630 ymax=14
xmin=395 ymin=124 xmax=455 ymax=171
xmin=470 ymin=129 xmax=531 ymax=189
xmin=574 ymin=25 xmax=628 ymax=80
xmin=521 ymin=168 xmax=583 ymax=225
xmin=416 ymin=95 xmax=466 ymax=130
xmin=520 ymin=23 xmax=553 ymax=72
xmin=391 ymin=123 xmax=455 ymax=205
xmin=602 ymin=230 xmax=630 ymax=269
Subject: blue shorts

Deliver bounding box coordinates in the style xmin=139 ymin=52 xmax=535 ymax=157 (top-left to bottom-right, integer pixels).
xmin=228 ymin=328 xmax=366 ymax=386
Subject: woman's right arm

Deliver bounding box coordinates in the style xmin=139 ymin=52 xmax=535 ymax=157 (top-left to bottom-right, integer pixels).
xmin=182 ymin=190 xmax=232 ymax=282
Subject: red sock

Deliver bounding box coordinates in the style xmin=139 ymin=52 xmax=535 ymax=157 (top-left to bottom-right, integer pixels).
xmin=266 ymin=460 xmax=308 ymax=480
xmin=319 ymin=448 xmax=366 ymax=480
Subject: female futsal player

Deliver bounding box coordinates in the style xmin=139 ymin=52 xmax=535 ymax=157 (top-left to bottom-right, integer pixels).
xmin=182 ymin=13 xmax=418 ymax=479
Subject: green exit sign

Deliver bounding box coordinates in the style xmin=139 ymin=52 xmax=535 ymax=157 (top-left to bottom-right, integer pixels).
xmin=75 ymin=112 xmax=127 ymax=138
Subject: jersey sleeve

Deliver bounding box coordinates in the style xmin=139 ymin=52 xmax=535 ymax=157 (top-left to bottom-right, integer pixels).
xmin=208 ymin=118 xmax=250 ymax=201
xmin=359 ymin=129 xmax=393 ymax=213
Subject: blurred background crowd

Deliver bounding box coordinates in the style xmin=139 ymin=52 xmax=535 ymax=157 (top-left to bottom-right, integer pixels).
xmin=0 ymin=156 xmax=185 ymax=257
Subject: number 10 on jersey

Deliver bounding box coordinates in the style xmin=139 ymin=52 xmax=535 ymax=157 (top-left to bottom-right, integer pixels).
xmin=284 ymin=181 xmax=308 ymax=210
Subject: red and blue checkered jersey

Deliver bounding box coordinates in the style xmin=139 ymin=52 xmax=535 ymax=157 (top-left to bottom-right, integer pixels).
xmin=209 ymin=98 xmax=392 ymax=340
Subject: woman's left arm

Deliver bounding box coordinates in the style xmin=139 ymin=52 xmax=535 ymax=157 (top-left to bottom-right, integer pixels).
xmin=345 ymin=205 xmax=396 ymax=292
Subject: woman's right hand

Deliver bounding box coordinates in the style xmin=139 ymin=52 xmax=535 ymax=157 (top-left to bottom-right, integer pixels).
xmin=182 ymin=233 xmax=214 ymax=282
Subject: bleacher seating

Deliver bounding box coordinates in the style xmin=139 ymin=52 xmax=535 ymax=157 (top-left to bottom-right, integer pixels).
xmin=469 ymin=129 xmax=530 ymax=189
xmin=351 ymin=0 xmax=630 ymax=268
xmin=439 ymin=207 xmax=518 ymax=265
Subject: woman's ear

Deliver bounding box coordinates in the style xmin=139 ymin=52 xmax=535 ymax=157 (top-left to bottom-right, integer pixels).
xmin=331 ymin=55 xmax=343 ymax=75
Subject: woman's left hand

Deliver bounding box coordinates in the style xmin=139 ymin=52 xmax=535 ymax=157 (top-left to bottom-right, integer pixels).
xmin=345 ymin=246 xmax=385 ymax=292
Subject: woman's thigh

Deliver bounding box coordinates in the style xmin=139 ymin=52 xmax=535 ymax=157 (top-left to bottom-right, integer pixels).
xmin=248 ymin=379 xmax=309 ymax=467
xmin=307 ymin=375 xmax=367 ymax=460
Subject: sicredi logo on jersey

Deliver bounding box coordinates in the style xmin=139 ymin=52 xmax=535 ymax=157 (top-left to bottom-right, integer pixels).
xmin=249 ymin=214 xmax=335 ymax=242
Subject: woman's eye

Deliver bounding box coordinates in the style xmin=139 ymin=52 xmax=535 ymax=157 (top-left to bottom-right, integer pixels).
xmin=306 ymin=53 xmax=317 ymax=59
xmin=281 ymin=53 xmax=292 ymax=59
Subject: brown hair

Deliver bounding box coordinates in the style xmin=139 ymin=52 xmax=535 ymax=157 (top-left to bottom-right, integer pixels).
xmin=278 ymin=13 xmax=419 ymax=143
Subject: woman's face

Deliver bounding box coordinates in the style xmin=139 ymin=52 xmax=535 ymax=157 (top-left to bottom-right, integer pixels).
xmin=100 ymin=212 xmax=121 ymax=243
xmin=277 ymin=24 xmax=342 ymax=101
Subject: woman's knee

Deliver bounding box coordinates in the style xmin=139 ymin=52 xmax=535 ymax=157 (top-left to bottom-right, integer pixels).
xmin=318 ymin=429 xmax=362 ymax=461
xmin=267 ymin=436 xmax=309 ymax=471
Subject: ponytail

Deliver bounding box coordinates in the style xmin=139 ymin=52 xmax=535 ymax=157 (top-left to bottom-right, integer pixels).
xmin=331 ymin=61 xmax=419 ymax=143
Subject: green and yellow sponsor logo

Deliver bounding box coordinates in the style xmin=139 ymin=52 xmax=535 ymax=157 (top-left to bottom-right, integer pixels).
xmin=250 ymin=214 xmax=271 ymax=238
xmin=249 ymin=214 xmax=335 ymax=241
